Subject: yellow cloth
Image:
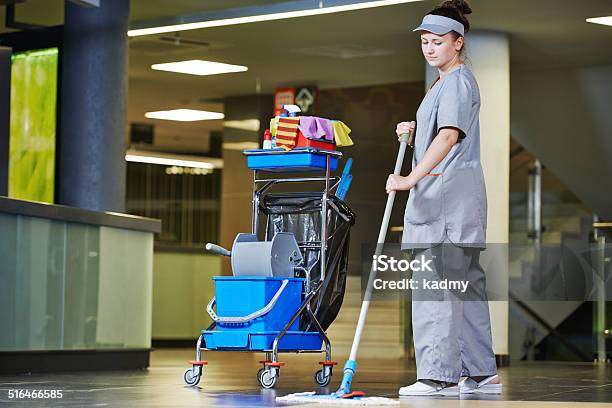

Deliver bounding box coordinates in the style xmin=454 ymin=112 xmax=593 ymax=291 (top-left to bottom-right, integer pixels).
xmin=270 ymin=117 xmax=279 ymax=136
xmin=333 ymin=121 xmax=354 ymax=147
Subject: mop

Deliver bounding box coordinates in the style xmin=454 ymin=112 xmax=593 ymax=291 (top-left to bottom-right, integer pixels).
xmin=277 ymin=133 xmax=412 ymax=405
xmin=276 ymin=392 xmax=399 ymax=405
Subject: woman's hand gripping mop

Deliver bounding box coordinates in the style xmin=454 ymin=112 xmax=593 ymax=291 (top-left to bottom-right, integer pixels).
xmin=277 ymin=132 xmax=412 ymax=405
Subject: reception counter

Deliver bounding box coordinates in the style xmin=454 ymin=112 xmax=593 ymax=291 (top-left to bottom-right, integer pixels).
xmin=0 ymin=197 xmax=161 ymax=373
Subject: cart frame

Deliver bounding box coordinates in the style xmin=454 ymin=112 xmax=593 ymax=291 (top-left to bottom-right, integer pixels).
xmin=185 ymin=149 xmax=346 ymax=388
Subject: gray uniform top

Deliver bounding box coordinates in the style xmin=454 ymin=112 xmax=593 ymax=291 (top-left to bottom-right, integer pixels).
xmin=402 ymin=64 xmax=487 ymax=248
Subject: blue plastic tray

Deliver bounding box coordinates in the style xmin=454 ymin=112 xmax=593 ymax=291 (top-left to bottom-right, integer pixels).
xmin=202 ymin=330 xmax=323 ymax=351
xmin=244 ymin=148 xmax=339 ymax=172
xmin=213 ymin=276 xmax=303 ymax=332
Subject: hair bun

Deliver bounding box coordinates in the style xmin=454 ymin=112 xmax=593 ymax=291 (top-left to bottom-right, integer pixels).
xmin=441 ymin=0 xmax=472 ymax=15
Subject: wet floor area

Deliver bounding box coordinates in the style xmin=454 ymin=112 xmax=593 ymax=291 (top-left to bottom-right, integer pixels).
xmin=0 ymin=348 xmax=611 ymax=407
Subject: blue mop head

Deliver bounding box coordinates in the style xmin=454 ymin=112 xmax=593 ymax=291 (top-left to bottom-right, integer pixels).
xmin=334 ymin=360 xmax=357 ymax=397
xmin=276 ymin=359 xmax=398 ymax=405
xmin=276 ymin=392 xmax=397 ymax=405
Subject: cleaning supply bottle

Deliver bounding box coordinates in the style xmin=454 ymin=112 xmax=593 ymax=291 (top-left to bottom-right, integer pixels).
xmin=282 ymin=104 xmax=301 ymax=117
xmin=263 ymin=129 xmax=272 ymax=149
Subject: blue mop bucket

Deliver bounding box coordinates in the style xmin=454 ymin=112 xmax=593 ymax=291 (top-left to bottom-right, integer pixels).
xmin=212 ymin=276 xmax=303 ymax=332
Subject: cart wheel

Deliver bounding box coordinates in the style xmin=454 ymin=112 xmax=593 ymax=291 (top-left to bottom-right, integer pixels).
xmin=314 ymin=368 xmax=331 ymax=387
xmin=184 ymin=367 xmax=201 ymax=386
xmin=257 ymin=368 xmax=265 ymax=382
xmin=259 ymin=368 xmax=279 ymax=389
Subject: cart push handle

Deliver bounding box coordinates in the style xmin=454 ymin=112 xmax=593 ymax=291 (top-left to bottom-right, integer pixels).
xmin=206 ymin=279 xmax=289 ymax=324
xmin=205 ymin=243 xmax=231 ymax=257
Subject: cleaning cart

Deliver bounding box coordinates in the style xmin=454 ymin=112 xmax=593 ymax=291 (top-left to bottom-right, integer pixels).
xmin=184 ymin=147 xmax=355 ymax=389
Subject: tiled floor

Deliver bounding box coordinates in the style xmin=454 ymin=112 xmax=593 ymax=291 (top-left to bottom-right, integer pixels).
xmin=0 ymin=348 xmax=611 ymax=407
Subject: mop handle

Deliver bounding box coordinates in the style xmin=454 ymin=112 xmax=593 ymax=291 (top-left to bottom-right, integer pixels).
xmin=347 ymin=132 xmax=411 ymax=362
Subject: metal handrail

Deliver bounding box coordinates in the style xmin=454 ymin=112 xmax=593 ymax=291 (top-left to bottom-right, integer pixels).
xmin=593 ymin=222 xmax=612 ymax=229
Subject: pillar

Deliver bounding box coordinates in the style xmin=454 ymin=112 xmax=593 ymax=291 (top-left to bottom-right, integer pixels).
xmin=58 ymin=0 xmax=129 ymax=212
xmin=426 ymin=31 xmax=511 ymax=361
xmin=0 ymin=47 xmax=10 ymax=196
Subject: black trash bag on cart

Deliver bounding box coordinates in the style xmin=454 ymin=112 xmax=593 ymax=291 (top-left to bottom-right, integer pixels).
xmin=261 ymin=192 xmax=356 ymax=331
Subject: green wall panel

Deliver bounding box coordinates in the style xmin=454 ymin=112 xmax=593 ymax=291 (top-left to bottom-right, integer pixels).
xmin=9 ymin=48 xmax=58 ymax=203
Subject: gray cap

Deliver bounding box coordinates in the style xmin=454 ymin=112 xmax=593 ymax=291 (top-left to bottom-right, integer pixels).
xmin=413 ymin=14 xmax=465 ymax=37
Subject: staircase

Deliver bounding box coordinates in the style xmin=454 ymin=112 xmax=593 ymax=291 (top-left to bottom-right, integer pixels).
xmin=508 ymin=190 xmax=595 ymax=361
xmin=509 ymin=192 xmax=590 ymax=246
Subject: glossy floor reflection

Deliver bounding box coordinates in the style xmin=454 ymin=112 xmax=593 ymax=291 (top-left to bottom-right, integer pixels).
xmin=0 ymin=348 xmax=611 ymax=407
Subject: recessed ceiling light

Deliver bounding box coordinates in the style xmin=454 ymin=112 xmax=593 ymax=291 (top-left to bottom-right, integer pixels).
xmin=128 ymin=0 xmax=425 ymax=37
xmin=223 ymin=119 xmax=261 ymax=132
xmin=144 ymin=109 xmax=224 ymax=122
xmin=222 ymin=141 xmax=260 ymax=151
xmin=586 ymin=16 xmax=612 ymax=27
xmin=295 ymin=44 xmax=397 ymax=59
xmin=126 ymin=149 xmax=223 ymax=169
xmin=151 ymin=60 xmax=248 ymax=76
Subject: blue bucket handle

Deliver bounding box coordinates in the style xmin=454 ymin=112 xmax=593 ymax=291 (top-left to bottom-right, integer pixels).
xmin=207 ymin=279 xmax=289 ymax=324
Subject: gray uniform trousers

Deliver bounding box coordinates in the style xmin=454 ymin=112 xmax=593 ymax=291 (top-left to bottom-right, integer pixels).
xmin=411 ymin=236 xmax=497 ymax=383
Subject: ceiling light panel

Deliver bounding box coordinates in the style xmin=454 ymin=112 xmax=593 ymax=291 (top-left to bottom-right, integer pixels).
xmin=223 ymin=119 xmax=261 ymax=132
xmin=126 ymin=149 xmax=224 ymax=169
xmin=586 ymin=16 xmax=612 ymax=27
xmin=128 ymin=0 xmax=424 ymax=37
xmin=151 ymin=60 xmax=248 ymax=76
xmin=144 ymin=109 xmax=224 ymax=122
xmin=222 ymin=141 xmax=260 ymax=150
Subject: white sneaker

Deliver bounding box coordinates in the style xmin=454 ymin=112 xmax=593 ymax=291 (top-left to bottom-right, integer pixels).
xmin=459 ymin=375 xmax=502 ymax=394
xmin=399 ymin=380 xmax=459 ymax=396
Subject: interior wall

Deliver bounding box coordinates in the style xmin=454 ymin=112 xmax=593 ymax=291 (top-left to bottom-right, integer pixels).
xmin=510 ymin=139 xmax=583 ymax=195
xmin=152 ymin=252 xmax=219 ymax=339
xmin=318 ymin=82 xmax=424 ymax=267
xmin=219 ymin=94 xmax=274 ymax=275
xmin=0 ymin=47 xmax=9 ymax=196
xmin=511 ymin=64 xmax=612 ymax=219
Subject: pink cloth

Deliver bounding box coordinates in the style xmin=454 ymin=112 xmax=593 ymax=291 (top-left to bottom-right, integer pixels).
xmin=299 ymin=116 xmax=335 ymax=141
